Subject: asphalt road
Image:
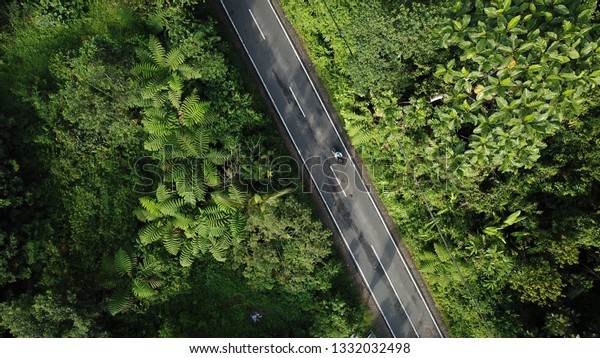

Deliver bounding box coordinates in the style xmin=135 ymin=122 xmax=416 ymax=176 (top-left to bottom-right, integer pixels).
xmin=221 ymin=0 xmax=443 ymax=338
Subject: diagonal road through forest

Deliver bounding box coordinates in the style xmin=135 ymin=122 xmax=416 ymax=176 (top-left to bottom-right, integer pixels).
xmin=220 ymin=0 xmax=444 ymax=338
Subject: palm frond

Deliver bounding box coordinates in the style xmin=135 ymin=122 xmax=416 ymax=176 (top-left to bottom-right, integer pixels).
xmin=145 ymin=277 xmax=165 ymax=289
xmin=262 ymin=188 xmax=294 ymax=207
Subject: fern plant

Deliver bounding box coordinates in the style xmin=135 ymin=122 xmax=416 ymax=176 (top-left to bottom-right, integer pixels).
xmin=101 ymin=249 xmax=163 ymax=315
xmin=132 ymin=36 xmax=202 ymax=109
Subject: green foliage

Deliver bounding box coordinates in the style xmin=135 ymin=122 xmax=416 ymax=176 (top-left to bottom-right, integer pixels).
xmin=0 ymin=0 xmax=372 ymax=338
xmin=282 ymin=0 xmax=600 ymax=337
xmin=232 ymin=196 xmax=332 ymax=294
xmin=0 ymin=291 xmax=101 ymax=337
xmin=436 ymin=0 xmax=600 ymax=174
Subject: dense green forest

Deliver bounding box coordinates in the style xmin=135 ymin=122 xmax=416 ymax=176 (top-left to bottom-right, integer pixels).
xmin=280 ymin=0 xmax=600 ymax=336
xmin=0 ymin=0 xmax=371 ymax=337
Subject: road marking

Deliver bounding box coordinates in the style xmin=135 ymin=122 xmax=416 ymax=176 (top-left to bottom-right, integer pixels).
xmin=220 ymin=2 xmax=400 ymax=337
xmin=371 ymin=245 xmax=419 ymax=338
xmin=288 ymin=86 xmax=306 ymax=118
xmin=331 ymin=169 xmax=347 ymax=197
xmin=266 ymin=0 xmax=443 ymax=337
xmin=248 ymin=8 xmax=266 ymax=40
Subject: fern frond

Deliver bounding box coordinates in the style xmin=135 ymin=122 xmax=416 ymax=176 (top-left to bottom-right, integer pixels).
xmin=209 ymin=240 xmax=228 ymax=262
xmin=176 ymin=132 xmax=198 ymax=157
xmin=108 ymin=287 xmax=133 ymax=316
xmin=132 ymin=63 xmax=160 ymax=79
xmin=139 ymin=197 xmax=162 ymax=218
xmin=180 ymin=190 xmax=196 ymax=205
xmin=205 ymin=149 xmax=229 ymax=165
xmin=193 ymin=235 xmax=210 ymax=254
xmin=178 ymin=64 xmax=202 ymax=80
xmin=114 ymin=249 xmax=133 ymax=277
xmin=166 ymin=48 xmax=185 ymax=70
xmin=132 ymin=278 xmax=155 ymax=299
xmin=139 ymin=254 xmax=160 ymax=275
xmin=167 ymin=74 xmax=183 ymax=109
xmin=229 ymin=185 xmax=250 ymax=204
xmin=202 ymin=205 xmax=228 ymax=225
xmin=193 ymin=179 xmax=207 ymax=203
xmin=145 ymin=11 xmax=166 ymax=33
xmin=134 ymin=207 xmax=158 ymax=222
xmin=179 ymin=241 xmax=195 ymax=267
xmin=148 ymin=36 xmax=167 ymax=67
xmin=139 ymin=222 xmax=164 ymax=245
xmin=134 ymin=47 xmax=153 ymax=64
xmin=208 ymin=225 xmax=228 ymax=237
xmin=347 ymin=121 xmax=370 ymax=146
xmin=144 ymin=134 xmax=168 ymax=152
xmin=434 ymin=242 xmax=451 ymax=263
xmin=145 ymin=277 xmax=165 ymax=289
xmin=191 ymin=221 xmax=210 ymax=239
xmin=141 ymin=80 xmax=167 ymax=100
xmin=230 ymin=211 xmax=246 ymax=242
xmin=155 ymin=184 xmax=173 ymax=203
xmin=144 ymin=107 xmax=167 ymax=121
xmin=160 ymin=198 xmax=186 ymax=217
xmin=163 ymin=232 xmax=182 ymax=255
xmin=142 ymin=118 xmax=172 ymax=138
xmin=212 ymin=192 xmax=242 ymax=213
xmin=204 ymin=161 xmax=220 ymax=187
xmin=174 ymin=214 xmax=194 ymax=231
xmin=181 ymin=98 xmax=210 ymax=127
xmin=194 ymin=130 xmax=210 ymax=157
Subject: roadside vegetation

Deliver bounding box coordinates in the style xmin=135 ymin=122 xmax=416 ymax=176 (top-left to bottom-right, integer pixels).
xmin=280 ymin=0 xmax=600 ymax=337
xmin=0 ymin=0 xmax=371 ymax=337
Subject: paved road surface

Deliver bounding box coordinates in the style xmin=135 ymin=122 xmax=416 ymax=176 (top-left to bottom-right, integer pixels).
xmin=221 ymin=0 xmax=443 ymax=338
